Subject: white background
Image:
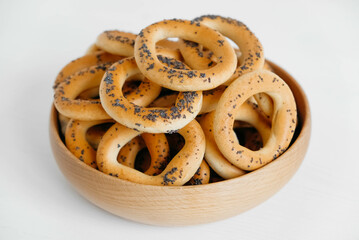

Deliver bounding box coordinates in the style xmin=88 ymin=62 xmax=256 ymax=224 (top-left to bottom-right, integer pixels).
xmin=1 ymin=0 xmax=358 ymax=239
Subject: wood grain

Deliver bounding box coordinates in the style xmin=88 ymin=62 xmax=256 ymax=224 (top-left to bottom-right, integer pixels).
xmin=49 ymin=61 xmax=311 ymax=226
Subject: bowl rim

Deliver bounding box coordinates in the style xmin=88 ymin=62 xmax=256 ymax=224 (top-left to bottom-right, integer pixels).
xmin=50 ymin=60 xmax=311 ymax=190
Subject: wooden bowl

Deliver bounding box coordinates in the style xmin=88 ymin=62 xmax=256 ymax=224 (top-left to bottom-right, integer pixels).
xmin=49 ymin=61 xmax=311 ymax=226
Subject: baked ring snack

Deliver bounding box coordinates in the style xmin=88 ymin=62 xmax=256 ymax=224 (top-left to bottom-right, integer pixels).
xmin=213 ymin=70 xmax=297 ymax=171
xmin=65 ymin=119 xmax=114 ymax=168
xmin=200 ymin=111 xmax=245 ymax=179
xmin=55 ymin=60 xmax=161 ymax=121
xmin=54 ymin=52 xmax=122 ymax=89
xmin=134 ymin=19 xmax=237 ymax=91
xmin=96 ymin=120 xmax=205 ymax=186
xmin=54 ymin=63 xmax=112 ymax=121
xmin=100 ymin=57 xmax=202 ymax=133
xmin=200 ymin=100 xmax=271 ymax=179
xmin=192 ymin=15 xmax=265 ymax=84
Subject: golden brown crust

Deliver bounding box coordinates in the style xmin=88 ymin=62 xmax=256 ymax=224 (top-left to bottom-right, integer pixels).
xmin=100 ymin=57 xmax=202 ymax=133
xmin=192 ymin=15 xmax=265 ymax=84
xmin=54 ymin=63 xmax=112 ymax=121
xmin=134 ymin=19 xmax=237 ymax=91
xmin=96 ymin=30 xmax=137 ymax=57
xmin=213 ymin=70 xmax=297 ymax=171
xmin=54 ymin=64 xmax=111 ymax=121
xmin=65 ymin=119 xmax=114 ymax=168
xmin=96 ymin=120 xmax=205 ymax=186
xmin=54 ymin=52 xmax=122 ymax=89
xmin=188 ymin=160 xmax=211 ymax=185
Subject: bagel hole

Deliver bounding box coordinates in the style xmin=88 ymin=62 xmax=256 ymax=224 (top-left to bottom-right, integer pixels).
xmin=159 ymin=87 xmax=177 ymax=97
xmin=209 ymin=168 xmax=225 ymax=183
xmin=166 ymin=133 xmax=185 ymax=159
xmin=134 ymin=148 xmax=151 ymax=173
xmin=115 ymin=137 xmax=151 ymax=173
xmin=86 ymin=122 xmax=114 ymax=150
xmin=148 ymin=88 xmax=178 ymax=108
xmin=233 ymin=121 xmax=263 ymax=151
xmin=122 ymin=80 xmax=142 ymax=97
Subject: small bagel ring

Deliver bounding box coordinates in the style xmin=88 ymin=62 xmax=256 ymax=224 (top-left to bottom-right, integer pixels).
xmin=192 ymin=15 xmax=265 ymax=84
xmin=201 ymin=101 xmax=271 ymax=178
xmin=213 ymin=70 xmax=297 ymax=171
xmin=65 ymin=119 xmax=114 ymax=168
xmin=201 ymin=111 xmax=245 ymax=179
xmin=55 ymin=61 xmax=161 ymax=121
xmin=96 ymin=120 xmax=205 ymax=186
xmin=100 ymin=57 xmax=203 ymax=133
xmin=54 ymin=52 xmax=122 ymax=89
xmin=54 ymin=63 xmax=112 ymax=120
xmin=134 ymin=19 xmax=237 ymax=91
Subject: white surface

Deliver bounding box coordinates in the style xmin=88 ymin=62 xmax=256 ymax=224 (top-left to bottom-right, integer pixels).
xmin=1 ymin=0 xmax=358 ymax=239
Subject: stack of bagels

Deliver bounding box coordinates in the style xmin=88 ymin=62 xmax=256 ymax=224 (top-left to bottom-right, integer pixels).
xmin=53 ymin=15 xmax=297 ymax=186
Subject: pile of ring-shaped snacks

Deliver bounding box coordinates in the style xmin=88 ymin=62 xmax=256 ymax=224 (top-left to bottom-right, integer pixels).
xmin=53 ymin=15 xmax=297 ymax=186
